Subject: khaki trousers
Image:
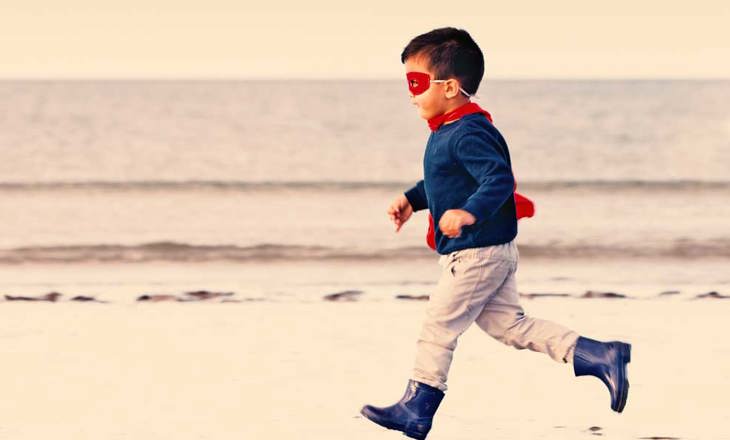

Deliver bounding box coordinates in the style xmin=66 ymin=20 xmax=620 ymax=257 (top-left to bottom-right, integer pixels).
xmin=413 ymin=241 xmax=579 ymax=391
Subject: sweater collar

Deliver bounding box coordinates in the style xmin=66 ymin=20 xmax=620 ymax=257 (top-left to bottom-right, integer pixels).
xmin=427 ymin=102 xmax=493 ymax=132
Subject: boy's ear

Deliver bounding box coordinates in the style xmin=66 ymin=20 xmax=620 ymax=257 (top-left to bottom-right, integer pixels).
xmin=443 ymin=78 xmax=461 ymax=99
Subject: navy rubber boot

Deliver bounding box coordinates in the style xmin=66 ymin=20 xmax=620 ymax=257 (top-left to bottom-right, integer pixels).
xmin=573 ymin=336 xmax=632 ymax=413
xmin=361 ymin=380 xmax=445 ymax=440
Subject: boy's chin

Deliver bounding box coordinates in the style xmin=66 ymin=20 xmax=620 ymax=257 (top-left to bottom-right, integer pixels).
xmin=417 ymin=108 xmax=436 ymax=120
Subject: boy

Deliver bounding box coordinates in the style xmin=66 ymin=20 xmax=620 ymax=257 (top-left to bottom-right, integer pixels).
xmin=360 ymin=28 xmax=631 ymax=440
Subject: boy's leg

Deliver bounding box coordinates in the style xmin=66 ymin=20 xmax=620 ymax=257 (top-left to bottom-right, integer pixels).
xmin=413 ymin=244 xmax=516 ymax=391
xmin=361 ymin=245 xmax=516 ymax=438
xmin=474 ymin=244 xmax=580 ymax=363
xmin=473 ymin=244 xmax=632 ymax=412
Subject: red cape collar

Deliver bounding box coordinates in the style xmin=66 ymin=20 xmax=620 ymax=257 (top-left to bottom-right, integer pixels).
xmin=427 ymin=102 xmax=493 ymax=132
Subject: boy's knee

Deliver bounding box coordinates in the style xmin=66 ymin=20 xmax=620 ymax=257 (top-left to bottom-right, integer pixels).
xmin=478 ymin=311 xmax=526 ymax=345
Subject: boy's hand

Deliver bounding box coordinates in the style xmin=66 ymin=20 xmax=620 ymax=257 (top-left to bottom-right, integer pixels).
xmin=439 ymin=209 xmax=476 ymax=238
xmin=387 ymin=194 xmax=414 ymax=233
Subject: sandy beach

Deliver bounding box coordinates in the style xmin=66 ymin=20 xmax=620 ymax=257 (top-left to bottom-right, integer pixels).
xmin=1 ymin=268 xmax=728 ymax=440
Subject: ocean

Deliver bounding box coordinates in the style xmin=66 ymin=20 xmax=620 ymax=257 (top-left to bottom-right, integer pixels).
xmin=1 ymin=79 xmax=728 ymax=300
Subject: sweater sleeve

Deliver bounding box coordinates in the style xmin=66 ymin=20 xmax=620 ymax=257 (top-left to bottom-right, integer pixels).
xmin=404 ymin=180 xmax=428 ymax=212
xmin=454 ymin=133 xmax=515 ymax=222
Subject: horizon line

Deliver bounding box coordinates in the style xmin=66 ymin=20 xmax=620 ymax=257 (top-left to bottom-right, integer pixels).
xmin=1 ymin=76 xmax=728 ymax=82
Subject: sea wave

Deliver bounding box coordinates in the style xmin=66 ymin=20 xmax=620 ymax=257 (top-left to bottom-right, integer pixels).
xmin=0 ymin=242 xmax=432 ymax=264
xmin=1 ymin=179 xmax=730 ymax=193
xmin=1 ymin=240 xmax=729 ymax=264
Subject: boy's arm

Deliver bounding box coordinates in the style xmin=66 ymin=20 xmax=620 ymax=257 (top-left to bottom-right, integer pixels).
xmin=454 ymin=133 xmax=515 ymax=222
xmin=404 ymin=180 xmax=428 ymax=212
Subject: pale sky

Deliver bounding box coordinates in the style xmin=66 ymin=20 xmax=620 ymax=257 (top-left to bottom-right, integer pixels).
xmin=1 ymin=0 xmax=728 ymax=79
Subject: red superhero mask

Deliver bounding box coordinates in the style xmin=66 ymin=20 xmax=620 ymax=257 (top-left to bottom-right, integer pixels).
xmin=406 ymin=71 xmax=472 ymax=97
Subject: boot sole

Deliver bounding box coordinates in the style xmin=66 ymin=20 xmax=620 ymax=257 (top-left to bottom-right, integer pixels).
xmin=360 ymin=407 xmax=428 ymax=440
xmin=615 ymin=342 xmax=631 ymax=413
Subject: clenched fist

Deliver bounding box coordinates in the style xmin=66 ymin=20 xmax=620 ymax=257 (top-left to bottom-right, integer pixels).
xmin=439 ymin=209 xmax=476 ymax=238
xmin=387 ymin=194 xmax=414 ymax=233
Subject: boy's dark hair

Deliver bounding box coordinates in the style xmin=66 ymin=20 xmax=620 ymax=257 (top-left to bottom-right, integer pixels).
xmin=401 ymin=27 xmax=484 ymax=95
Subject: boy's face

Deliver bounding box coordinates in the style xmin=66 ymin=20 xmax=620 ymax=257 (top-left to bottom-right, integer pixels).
xmin=404 ymin=55 xmax=461 ymax=120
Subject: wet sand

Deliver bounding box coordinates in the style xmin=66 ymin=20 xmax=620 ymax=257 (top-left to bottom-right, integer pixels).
xmin=0 ymin=295 xmax=727 ymax=439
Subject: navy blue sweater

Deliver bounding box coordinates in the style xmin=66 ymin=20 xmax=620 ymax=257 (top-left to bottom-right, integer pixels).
xmin=404 ymin=113 xmax=517 ymax=255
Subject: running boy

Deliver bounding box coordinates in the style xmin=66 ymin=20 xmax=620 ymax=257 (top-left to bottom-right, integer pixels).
xmin=360 ymin=27 xmax=631 ymax=440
